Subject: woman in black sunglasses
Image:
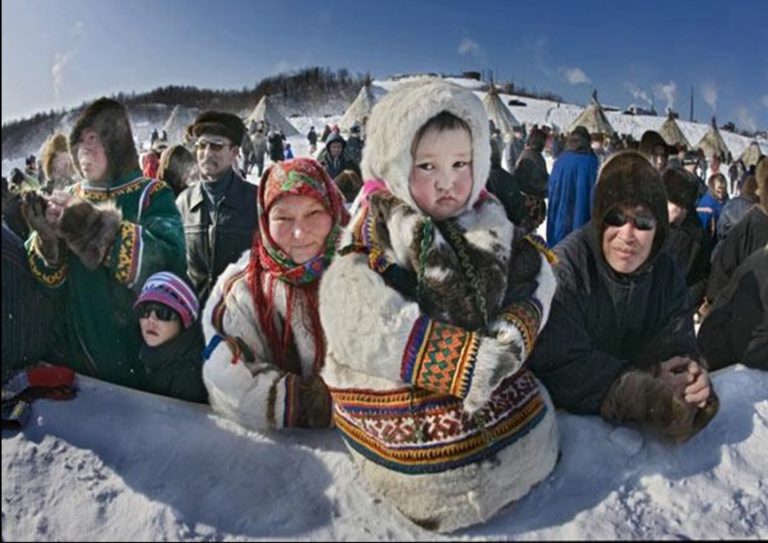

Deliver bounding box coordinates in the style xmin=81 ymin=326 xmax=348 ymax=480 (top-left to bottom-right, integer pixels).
xmin=529 ymin=150 xmax=718 ymax=443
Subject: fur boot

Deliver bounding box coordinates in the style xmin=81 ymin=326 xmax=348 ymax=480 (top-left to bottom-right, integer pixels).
xmin=57 ymin=198 xmax=122 ymax=270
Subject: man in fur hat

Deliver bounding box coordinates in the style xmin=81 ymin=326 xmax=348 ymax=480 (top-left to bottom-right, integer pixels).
xmin=176 ymin=110 xmax=258 ymax=304
xmin=21 ymin=97 xmax=187 ymax=390
xmin=529 ymin=150 xmax=718 ymax=443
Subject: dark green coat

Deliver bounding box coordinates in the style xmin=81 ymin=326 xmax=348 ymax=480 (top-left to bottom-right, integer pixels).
xmin=27 ymin=171 xmax=187 ymax=390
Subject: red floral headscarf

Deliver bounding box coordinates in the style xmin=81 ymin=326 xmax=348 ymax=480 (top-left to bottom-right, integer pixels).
xmin=247 ymin=158 xmax=349 ymax=374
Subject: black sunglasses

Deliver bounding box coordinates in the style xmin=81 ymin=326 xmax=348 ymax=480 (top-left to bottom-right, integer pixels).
xmin=137 ymin=302 xmax=179 ymax=322
xmin=604 ymin=208 xmax=657 ymax=231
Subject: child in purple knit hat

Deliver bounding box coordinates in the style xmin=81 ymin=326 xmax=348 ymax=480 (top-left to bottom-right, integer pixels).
xmin=134 ymin=272 xmax=207 ymax=403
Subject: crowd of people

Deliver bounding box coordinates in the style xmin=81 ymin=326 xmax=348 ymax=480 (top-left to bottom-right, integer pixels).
xmin=2 ymin=79 xmax=766 ymax=533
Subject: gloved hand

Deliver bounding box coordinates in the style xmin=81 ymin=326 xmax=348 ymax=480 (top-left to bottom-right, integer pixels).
xmin=298 ymin=375 xmax=333 ymax=429
xmin=56 ymin=195 xmax=122 ymax=270
xmin=20 ymin=191 xmax=66 ymax=266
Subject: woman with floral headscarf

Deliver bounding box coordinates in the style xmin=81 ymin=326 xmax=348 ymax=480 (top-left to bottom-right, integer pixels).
xmin=201 ymin=157 xmax=349 ymax=430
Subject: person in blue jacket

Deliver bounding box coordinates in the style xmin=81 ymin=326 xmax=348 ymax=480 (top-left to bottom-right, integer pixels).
xmin=546 ymin=125 xmax=599 ymax=247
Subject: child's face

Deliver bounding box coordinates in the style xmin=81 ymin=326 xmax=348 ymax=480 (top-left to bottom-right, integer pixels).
xmin=139 ymin=303 xmax=183 ymax=347
xmin=409 ymin=126 xmax=473 ymax=220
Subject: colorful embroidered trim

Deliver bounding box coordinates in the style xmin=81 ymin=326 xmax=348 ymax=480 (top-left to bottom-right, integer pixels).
xmin=72 ymin=176 xmax=145 ymax=202
xmin=401 ymin=316 xmax=478 ymax=399
xmin=27 ymin=249 xmax=68 ymax=288
xmin=330 ymin=370 xmax=547 ymax=474
xmin=498 ymin=300 xmax=542 ymax=355
xmin=114 ymin=221 xmax=142 ymax=287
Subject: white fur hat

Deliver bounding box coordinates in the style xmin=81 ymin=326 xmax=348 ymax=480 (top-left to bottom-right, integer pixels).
xmin=361 ymin=78 xmax=490 ymax=215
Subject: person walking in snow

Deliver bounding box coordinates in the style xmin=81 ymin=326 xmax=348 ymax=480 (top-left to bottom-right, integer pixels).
xmin=529 ymin=151 xmax=718 ymax=443
xmin=307 ymin=125 xmax=318 ymax=154
xmin=546 ymin=125 xmax=599 ymax=247
xmin=176 ymin=111 xmax=258 ymax=305
xmin=201 ymin=158 xmax=350 ymax=431
xmin=318 ymin=78 xmax=559 ymax=533
xmin=20 ymin=97 xmax=187 ymax=391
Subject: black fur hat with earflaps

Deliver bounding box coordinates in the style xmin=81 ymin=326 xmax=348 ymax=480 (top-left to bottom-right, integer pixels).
xmin=69 ymin=98 xmax=140 ymax=183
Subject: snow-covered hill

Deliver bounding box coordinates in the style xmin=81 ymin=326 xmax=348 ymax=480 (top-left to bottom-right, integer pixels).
xmin=3 ymin=75 xmax=766 ymax=179
xmin=2 ymin=365 xmax=766 ymax=541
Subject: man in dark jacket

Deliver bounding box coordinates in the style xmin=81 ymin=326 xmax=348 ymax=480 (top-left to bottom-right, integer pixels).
xmin=320 ymin=132 xmax=360 ymax=180
xmin=662 ymin=166 xmax=711 ymax=309
xmin=529 ymin=150 xmax=718 ymax=443
xmin=177 ymin=111 xmax=258 ymax=304
xmin=701 ymin=158 xmax=768 ymax=317
xmin=697 ymin=244 xmax=767 ymax=371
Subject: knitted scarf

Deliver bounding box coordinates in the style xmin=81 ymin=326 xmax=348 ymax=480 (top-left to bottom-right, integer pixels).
xmin=247 ymin=158 xmax=349 ymax=374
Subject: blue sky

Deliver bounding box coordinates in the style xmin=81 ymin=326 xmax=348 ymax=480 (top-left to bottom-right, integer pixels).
xmin=3 ymin=0 xmax=766 ymax=130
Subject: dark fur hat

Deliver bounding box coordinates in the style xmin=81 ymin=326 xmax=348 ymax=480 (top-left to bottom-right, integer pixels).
xmin=639 ymin=130 xmax=670 ymax=158
xmin=187 ymin=111 xmax=245 ymax=147
xmin=593 ymin=150 xmax=669 ymax=262
xmin=69 ymin=98 xmax=139 ymax=183
xmin=565 ymin=126 xmax=591 ymax=152
xmin=662 ymin=166 xmax=699 ymax=210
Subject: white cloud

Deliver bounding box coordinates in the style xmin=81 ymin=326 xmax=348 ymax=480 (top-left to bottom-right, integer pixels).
xmin=458 ymin=38 xmax=480 ymax=57
xmin=654 ymin=81 xmax=677 ymax=112
xmin=761 ymin=94 xmax=768 ymax=109
xmin=701 ymin=82 xmax=718 ymax=111
xmin=560 ymin=67 xmax=590 ymax=85
xmin=52 ymin=50 xmax=76 ymax=100
xmin=623 ymin=82 xmax=652 ymax=106
xmin=735 ymin=107 xmax=757 ymax=132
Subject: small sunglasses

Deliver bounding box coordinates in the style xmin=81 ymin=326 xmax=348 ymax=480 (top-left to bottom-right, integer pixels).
xmin=604 ymin=208 xmax=657 ymax=231
xmin=137 ymin=302 xmax=179 ymax=322
xmin=195 ymin=139 xmax=229 ymax=152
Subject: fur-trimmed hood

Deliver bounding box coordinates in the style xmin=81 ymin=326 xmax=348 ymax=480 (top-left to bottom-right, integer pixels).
xmin=361 ymin=78 xmax=490 ymax=215
xmin=592 ymin=150 xmax=670 ymax=267
xmin=69 ymin=98 xmax=140 ymax=184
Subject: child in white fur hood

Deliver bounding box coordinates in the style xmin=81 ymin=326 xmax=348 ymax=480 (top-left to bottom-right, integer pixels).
xmin=318 ymin=78 xmax=560 ymax=533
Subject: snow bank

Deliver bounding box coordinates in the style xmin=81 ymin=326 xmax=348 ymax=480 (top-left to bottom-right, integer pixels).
xmin=3 ymin=365 xmax=766 ymax=540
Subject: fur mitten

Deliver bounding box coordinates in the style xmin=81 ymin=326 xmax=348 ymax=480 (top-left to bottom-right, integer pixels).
xmin=20 ymin=191 xmax=67 ymax=266
xmin=463 ymin=335 xmax=524 ymax=415
xmin=298 ymin=375 xmax=332 ymax=428
xmin=57 ymin=198 xmax=122 ymax=270
xmin=600 ymin=369 xmax=718 ymax=443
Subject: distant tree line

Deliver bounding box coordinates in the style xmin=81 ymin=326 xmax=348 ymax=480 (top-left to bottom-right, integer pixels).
xmin=2 ymin=67 xmax=366 ymax=156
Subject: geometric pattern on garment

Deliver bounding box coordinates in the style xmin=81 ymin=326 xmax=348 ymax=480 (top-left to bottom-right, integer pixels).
xmin=401 ymin=316 xmax=478 ymax=398
xmin=330 ymin=369 xmax=547 ymax=474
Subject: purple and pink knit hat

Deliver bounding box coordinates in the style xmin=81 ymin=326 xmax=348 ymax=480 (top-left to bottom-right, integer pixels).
xmin=134 ymin=272 xmax=199 ymax=329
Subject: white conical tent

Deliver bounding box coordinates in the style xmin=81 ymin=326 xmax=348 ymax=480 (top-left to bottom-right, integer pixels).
xmin=659 ymin=114 xmax=690 ymax=149
xmin=340 ymin=84 xmax=376 ymax=133
xmin=568 ymin=91 xmax=615 ymax=136
xmin=246 ymin=95 xmax=299 ymax=136
xmin=696 ymin=118 xmax=730 ymax=160
xmin=162 ymin=105 xmax=198 ymax=145
xmin=482 ymin=85 xmax=520 ymax=137
xmin=738 ymin=141 xmax=763 ymax=168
